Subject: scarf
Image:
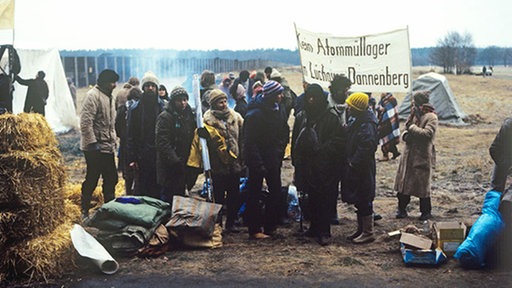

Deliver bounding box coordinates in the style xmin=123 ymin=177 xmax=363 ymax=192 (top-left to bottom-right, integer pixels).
xmin=211 ymin=108 xmax=231 ymax=120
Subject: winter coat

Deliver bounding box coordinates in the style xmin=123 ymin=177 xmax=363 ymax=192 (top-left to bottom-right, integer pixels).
xmin=234 ymin=98 xmax=247 ymax=118
xmin=155 ymin=103 xmax=196 ymax=188
xmin=203 ymin=108 xmax=244 ymax=175
xmin=243 ymin=97 xmax=289 ymax=171
xmin=489 ymin=117 xmax=512 ymax=169
xmin=80 ymin=85 xmax=117 ymax=154
xmin=16 ymin=76 xmax=49 ymax=115
xmin=291 ymin=106 xmax=345 ymax=190
xmin=126 ymin=94 xmax=165 ymax=165
xmin=341 ymin=110 xmax=378 ymax=204
xmin=394 ymin=111 xmax=438 ymax=198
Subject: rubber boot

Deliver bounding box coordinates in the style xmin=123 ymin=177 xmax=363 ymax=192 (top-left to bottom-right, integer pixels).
xmin=346 ymin=214 xmax=363 ymax=240
xmin=419 ymin=197 xmax=432 ymax=220
xmin=352 ymin=215 xmax=375 ymax=244
xmin=396 ymin=193 xmax=410 ymax=218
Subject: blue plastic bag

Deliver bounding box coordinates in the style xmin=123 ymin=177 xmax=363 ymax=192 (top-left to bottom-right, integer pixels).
xmin=454 ymin=190 xmax=504 ymax=269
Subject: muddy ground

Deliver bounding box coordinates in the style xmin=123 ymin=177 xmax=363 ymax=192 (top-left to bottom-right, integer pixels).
xmin=5 ymin=66 xmax=512 ymax=287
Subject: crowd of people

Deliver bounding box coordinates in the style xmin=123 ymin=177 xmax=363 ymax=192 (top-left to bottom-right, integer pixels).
xmin=70 ymin=66 xmax=512 ymax=247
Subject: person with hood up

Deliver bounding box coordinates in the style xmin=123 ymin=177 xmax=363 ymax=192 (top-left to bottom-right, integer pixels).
xmin=158 ymin=84 xmax=170 ymax=104
xmin=291 ymin=83 xmax=345 ymax=246
xmin=16 ymin=70 xmax=49 ymax=116
xmin=155 ymin=86 xmax=197 ymax=204
xmin=242 ymin=80 xmax=290 ymax=240
xmin=341 ymin=92 xmax=378 ymax=244
xmin=79 ymin=69 xmax=119 ymax=220
xmin=126 ymin=71 xmax=166 ymax=199
xmin=200 ymin=89 xmax=244 ymax=233
xmin=394 ymin=90 xmax=438 ymax=221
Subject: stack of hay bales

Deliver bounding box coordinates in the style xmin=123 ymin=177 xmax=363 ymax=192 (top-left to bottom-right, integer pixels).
xmin=0 ymin=113 xmax=80 ymax=283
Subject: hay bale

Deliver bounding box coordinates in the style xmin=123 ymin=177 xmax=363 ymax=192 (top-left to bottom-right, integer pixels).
xmin=0 ymin=113 xmax=57 ymax=154
xmin=0 ymin=219 xmax=77 ymax=282
xmin=0 ymin=149 xmax=66 ymax=205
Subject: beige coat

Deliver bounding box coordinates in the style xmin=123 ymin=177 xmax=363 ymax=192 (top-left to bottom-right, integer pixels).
xmin=203 ymin=109 xmax=244 ymax=175
xmin=394 ymin=112 xmax=438 ymax=198
xmin=79 ymin=86 xmax=117 ymax=154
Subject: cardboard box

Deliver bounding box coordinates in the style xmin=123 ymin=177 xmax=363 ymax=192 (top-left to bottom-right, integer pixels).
xmin=399 ymin=232 xmax=433 ymax=250
xmin=400 ymin=244 xmax=447 ymax=265
xmin=433 ymin=221 xmax=467 ymax=255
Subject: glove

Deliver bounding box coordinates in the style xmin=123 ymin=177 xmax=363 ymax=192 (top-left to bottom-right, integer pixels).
xmin=197 ymin=127 xmax=210 ymax=140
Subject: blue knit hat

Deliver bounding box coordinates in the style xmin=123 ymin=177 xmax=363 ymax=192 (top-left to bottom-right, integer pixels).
xmin=262 ymin=80 xmax=284 ymax=98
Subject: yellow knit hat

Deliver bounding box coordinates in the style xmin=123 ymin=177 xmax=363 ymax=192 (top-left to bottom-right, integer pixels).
xmin=346 ymin=92 xmax=369 ymax=111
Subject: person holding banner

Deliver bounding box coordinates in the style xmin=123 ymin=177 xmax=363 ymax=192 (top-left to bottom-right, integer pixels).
xmin=243 ymin=80 xmax=290 ymax=240
xmin=341 ymin=92 xmax=378 ymax=244
xmin=155 ymin=86 xmax=197 ymax=205
xmin=201 ymin=89 xmax=245 ymax=233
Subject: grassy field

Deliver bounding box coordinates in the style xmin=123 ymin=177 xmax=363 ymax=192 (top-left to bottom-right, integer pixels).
xmin=55 ymin=66 xmax=512 ymax=288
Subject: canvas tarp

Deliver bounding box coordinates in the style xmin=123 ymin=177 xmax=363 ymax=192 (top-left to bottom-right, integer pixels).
xmin=12 ymin=48 xmax=78 ymax=133
xmin=398 ymin=72 xmax=467 ymax=126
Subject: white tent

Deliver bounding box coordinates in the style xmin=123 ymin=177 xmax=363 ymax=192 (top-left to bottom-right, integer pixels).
xmin=398 ymin=72 xmax=468 ymax=126
xmin=12 ymin=48 xmax=78 ymax=133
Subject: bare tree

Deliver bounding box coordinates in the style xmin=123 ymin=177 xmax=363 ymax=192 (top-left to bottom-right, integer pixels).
xmin=430 ymin=31 xmax=476 ymax=74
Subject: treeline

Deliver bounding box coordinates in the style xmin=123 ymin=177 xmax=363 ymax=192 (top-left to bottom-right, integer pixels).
xmin=60 ymin=47 xmax=511 ymax=68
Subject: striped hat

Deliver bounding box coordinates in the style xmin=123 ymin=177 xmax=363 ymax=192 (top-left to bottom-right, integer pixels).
xmin=262 ymin=80 xmax=284 ymax=98
xmin=170 ymin=86 xmax=189 ymax=100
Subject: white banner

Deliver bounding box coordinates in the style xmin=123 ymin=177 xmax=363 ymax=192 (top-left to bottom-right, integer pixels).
xmin=295 ymin=24 xmax=411 ymax=93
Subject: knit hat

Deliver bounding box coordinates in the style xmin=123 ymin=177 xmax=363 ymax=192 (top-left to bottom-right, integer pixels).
xmin=262 ymin=80 xmax=284 ymax=98
xmin=170 ymin=86 xmax=189 ymax=100
xmin=270 ymin=69 xmax=282 ymax=79
xmin=305 ymin=83 xmax=325 ymax=99
xmin=141 ymin=71 xmax=159 ymax=88
xmin=97 ymin=69 xmax=119 ymax=85
xmin=228 ymin=72 xmax=235 ymax=80
xmin=413 ymin=90 xmax=431 ymax=106
xmin=208 ymin=89 xmax=227 ymax=105
xmin=346 ymin=92 xmax=369 ymax=111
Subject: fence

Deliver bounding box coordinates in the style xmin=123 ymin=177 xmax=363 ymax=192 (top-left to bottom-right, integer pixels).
xmin=61 ymin=56 xmax=274 ymax=88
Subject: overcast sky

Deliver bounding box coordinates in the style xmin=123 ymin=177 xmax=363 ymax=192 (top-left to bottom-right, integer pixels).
xmin=1 ymin=0 xmax=510 ymax=50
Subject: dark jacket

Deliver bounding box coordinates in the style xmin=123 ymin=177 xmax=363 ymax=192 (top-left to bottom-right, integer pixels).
xmin=342 ymin=110 xmax=378 ymax=204
xmin=292 ymin=106 xmax=345 ymax=189
xmin=16 ymin=75 xmax=49 ymax=115
xmin=155 ymin=103 xmax=196 ymax=188
xmin=243 ymin=95 xmax=289 ymax=171
xmin=126 ymin=94 xmax=165 ymax=165
xmin=490 ymin=117 xmax=512 ymax=168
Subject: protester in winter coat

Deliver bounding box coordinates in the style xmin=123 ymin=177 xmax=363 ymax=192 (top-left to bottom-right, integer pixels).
xmin=376 ymin=92 xmax=401 ymax=161
xmin=326 ymin=74 xmax=351 ymax=225
xmin=15 ymin=71 xmax=49 ymax=116
xmin=201 ymin=89 xmax=244 ymax=233
xmin=200 ymin=70 xmax=218 ymax=114
xmin=79 ymin=69 xmax=119 ymax=219
xmin=155 ymin=86 xmax=197 ymax=204
xmin=394 ymin=90 xmax=438 ymax=220
xmin=158 ymin=84 xmax=170 ymax=104
xmin=218 ymin=76 xmax=234 ymax=108
xmin=291 ymin=84 xmax=345 ymax=246
xmin=115 ymin=87 xmax=142 ymax=195
xmin=126 ymin=71 xmax=165 ymax=199
xmin=231 ymin=70 xmax=254 ymax=105
xmin=243 ymin=80 xmax=290 ymax=239
xmin=489 ymin=117 xmax=512 ymax=192
xmin=115 ymin=77 xmax=140 ymax=109
xmin=269 ymin=68 xmax=297 ymax=120
xmin=233 ymin=83 xmax=248 ymax=118
xmin=341 ymin=92 xmax=378 ymax=244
